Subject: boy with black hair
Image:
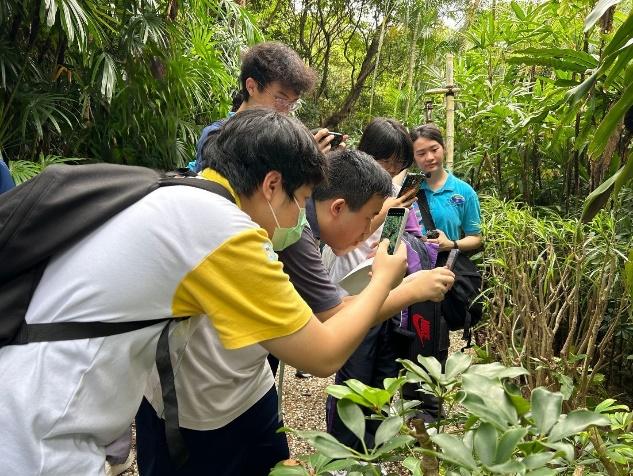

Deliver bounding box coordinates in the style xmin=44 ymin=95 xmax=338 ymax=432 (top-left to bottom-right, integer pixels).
xmin=192 ymin=41 xmax=339 ymax=171
xmin=137 ymin=146 xmax=455 ymax=475
xmin=0 ymin=109 xmax=407 ymax=475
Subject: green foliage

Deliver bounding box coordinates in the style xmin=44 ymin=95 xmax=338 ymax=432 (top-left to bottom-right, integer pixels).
xmin=481 ymin=196 xmax=633 ymax=406
xmin=8 ymin=153 xmax=84 ymax=184
xmin=274 ymin=355 xmax=630 ymax=475
xmin=1 ymin=0 xmax=260 ymax=169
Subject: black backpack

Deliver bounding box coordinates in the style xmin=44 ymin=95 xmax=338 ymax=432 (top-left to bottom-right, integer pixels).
xmin=416 ymin=189 xmax=484 ymax=346
xmin=0 ymin=162 xmax=234 ymax=466
xmin=392 ymin=232 xmax=449 ymax=358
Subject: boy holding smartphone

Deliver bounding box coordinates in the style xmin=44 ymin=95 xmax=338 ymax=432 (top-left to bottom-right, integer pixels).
xmin=136 ymin=147 xmax=454 ymax=475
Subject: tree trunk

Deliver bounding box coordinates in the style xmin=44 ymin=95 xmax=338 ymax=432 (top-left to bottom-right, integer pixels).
xmin=322 ymin=28 xmax=381 ymax=129
xmin=368 ymin=8 xmax=390 ymax=116
xmin=404 ymin=7 xmax=422 ymax=122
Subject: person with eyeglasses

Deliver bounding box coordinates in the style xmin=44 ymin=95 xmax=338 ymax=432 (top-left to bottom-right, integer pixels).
xmin=190 ymin=42 xmax=343 ymax=173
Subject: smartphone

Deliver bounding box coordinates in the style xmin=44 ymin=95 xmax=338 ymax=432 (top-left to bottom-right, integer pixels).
xmin=328 ymin=132 xmax=344 ymax=148
xmin=445 ymin=248 xmax=460 ymax=270
xmin=380 ymin=207 xmax=409 ymax=255
xmin=397 ymin=172 xmax=425 ymax=198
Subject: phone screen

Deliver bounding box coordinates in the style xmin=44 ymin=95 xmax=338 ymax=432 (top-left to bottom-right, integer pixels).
xmin=380 ymin=208 xmax=408 ymax=254
xmin=397 ymin=173 xmax=424 ymax=198
xmin=329 ymin=132 xmax=343 ymax=148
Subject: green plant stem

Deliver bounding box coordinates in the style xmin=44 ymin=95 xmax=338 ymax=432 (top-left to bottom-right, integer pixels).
xmin=410 ymin=418 xmax=439 ymax=476
xmin=588 ymin=426 xmax=622 ymax=476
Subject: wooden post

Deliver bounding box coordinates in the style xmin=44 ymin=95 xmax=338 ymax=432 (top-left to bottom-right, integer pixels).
xmin=445 ymin=54 xmax=455 ymax=171
xmin=425 ymin=54 xmax=459 ymax=171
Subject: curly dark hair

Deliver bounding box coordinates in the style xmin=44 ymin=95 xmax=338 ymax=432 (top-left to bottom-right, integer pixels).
xmin=239 ymin=42 xmax=316 ymax=100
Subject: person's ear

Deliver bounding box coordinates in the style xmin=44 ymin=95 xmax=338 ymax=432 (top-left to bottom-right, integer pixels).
xmin=330 ymin=198 xmax=347 ymax=217
xmin=261 ymin=171 xmax=284 ymax=202
xmin=245 ymin=77 xmax=258 ymax=96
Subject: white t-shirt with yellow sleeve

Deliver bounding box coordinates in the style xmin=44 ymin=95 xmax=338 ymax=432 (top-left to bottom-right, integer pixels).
xmin=0 ymin=180 xmax=312 ymax=474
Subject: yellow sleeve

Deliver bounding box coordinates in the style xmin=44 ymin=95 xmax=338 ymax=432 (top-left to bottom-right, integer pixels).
xmin=171 ymin=228 xmax=313 ymax=349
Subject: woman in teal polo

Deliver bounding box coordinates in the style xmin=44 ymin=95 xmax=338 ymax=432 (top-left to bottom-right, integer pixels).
xmin=410 ymin=124 xmax=482 ymax=252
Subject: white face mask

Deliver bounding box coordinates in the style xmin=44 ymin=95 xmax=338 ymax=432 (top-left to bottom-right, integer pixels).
xmin=267 ymin=197 xmax=307 ymax=251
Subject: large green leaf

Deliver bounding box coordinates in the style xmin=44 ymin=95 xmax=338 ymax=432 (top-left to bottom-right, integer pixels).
xmin=368 ymin=435 xmax=415 ymax=459
xmin=547 ymin=410 xmax=610 ymax=442
xmin=297 ymin=431 xmax=359 ymax=459
xmin=588 ymin=81 xmax=633 ymax=159
xmin=417 ymin=355 xmax=443 ymax=382
xmin=487 ymin=460 xmax=526 ymax=473
xmin=504 ymin=382 xmax=531 ymax=416
xmin=522 ymin=452 xmax=556 ymax=470
xmin=461 ymin=375 xmax=519 ymax=429
xmin=326 ymin=385 xmax=373 ymax=408
xmin=495 ymin=427 xmax=527 ymax=463
xmin=374 ymin=416 xmax=403 ymax=447
xmin=431 ymin=433 xmax=477 ymax=470
xmin=531 ymin=387 xmax=563 ymax=435
xmin=445 ymin=352 xmax=472 ymax=381
xmin=466 ymin=362 xmax=529 ymax=380
xmin=337 ymin=400 xmax=366 ymax=444
xmin=402 ymin=456 xmax=423 ymax=476
xmin=473 ymin=422 xmax=497 ymax=465
xmin=584 ymin=0 xmax=623 ymax=32
xmin=581 ymin=172 xmax=616 ymax=223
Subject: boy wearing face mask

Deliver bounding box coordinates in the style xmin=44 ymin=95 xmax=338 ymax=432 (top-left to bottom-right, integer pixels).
xmin=136 ymin=148 xmax=454 ymax=476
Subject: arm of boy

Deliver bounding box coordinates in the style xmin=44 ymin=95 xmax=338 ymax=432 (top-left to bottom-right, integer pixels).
xmin=261 ymin=239 xmax=405 ymax=377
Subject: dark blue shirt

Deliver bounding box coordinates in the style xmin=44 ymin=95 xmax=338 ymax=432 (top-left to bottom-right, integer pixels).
xmin=0 ymin=160 xmax=15 ymax=194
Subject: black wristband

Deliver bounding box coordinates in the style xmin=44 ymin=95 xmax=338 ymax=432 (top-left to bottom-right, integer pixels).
xmin=452 ymin=240 xmax=459 ymax=249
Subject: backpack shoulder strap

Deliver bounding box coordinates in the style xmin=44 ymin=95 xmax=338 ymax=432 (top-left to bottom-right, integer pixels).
xmin=158 ymin=176 xmax=236 ymax=204
xmin=12 ymin=319 xmax=173 ymax=345
xmin=416 ymin=188 xmax=436 ymax=231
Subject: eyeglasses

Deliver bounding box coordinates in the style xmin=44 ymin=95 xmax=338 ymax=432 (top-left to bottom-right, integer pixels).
xmin=256 ymin=80 xmax=303 ymax=113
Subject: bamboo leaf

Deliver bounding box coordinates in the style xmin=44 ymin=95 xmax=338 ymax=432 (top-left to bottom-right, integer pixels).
xmin=584 ymin=0 xmax=623 ymax=32
xmin=588 ymin=81 xmax=633 ymax=159
xmin=511 ymin=1 xmax=526 ymax=21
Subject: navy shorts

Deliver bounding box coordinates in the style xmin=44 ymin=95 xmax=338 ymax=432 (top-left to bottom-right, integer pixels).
xmin=136 ymin=385 xmax=289 ymax=476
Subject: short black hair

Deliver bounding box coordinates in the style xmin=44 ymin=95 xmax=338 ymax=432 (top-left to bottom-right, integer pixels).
xmin=312 ymin=149 xmax=392 ymax=211
xmin=201 ymin=108 xmax=326 ymax=198
xmin=358 ymin=118 xmax=414 ymax=171
xmin=240 ymin=42 xmax=316 ymax=100
xmin=410 ymin=123 xmax=445 ymax=148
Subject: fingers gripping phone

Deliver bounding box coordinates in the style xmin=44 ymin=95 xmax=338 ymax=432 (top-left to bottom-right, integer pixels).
xmin=380 ymin=207 xmax=409 ymax=255
xmin=445 ymin=248 xmax=460 ymax=270
xmin=397 ymin=172 xmax=425 ymax=198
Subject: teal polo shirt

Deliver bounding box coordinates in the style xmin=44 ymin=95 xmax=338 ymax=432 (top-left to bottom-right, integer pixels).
xmin=417 ymin=173 xmax=481 ymax=241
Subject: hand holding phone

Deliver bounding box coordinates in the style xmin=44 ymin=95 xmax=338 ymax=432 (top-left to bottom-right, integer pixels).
xmin=397 ymin=173 xmax=425 ymax=199
xmin=380 ymin=207 xmax=409 ymax=255
xmin=328 ymin=132 xmax=344 ymax=148
xmin=445 ymin=248 xmax=460 ymax=270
